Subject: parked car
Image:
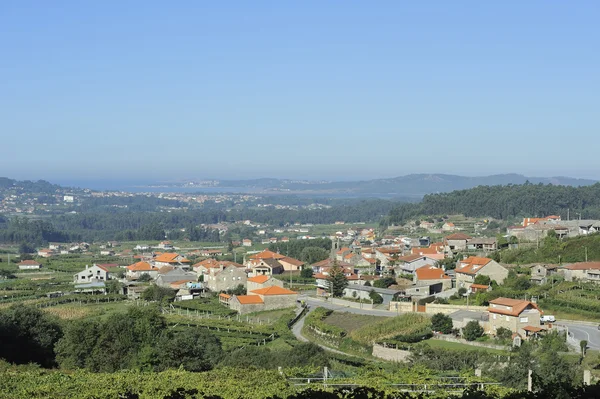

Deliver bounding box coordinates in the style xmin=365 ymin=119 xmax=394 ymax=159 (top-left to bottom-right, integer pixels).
xmin=540 ymin=315 xmax=556 ymax=323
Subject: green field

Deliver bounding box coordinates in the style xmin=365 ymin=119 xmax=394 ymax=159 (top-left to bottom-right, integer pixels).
xmin=323 ymin=311 xmax=388 ymax=334
xmin=422 ymin=338 xmax=508 ymax=355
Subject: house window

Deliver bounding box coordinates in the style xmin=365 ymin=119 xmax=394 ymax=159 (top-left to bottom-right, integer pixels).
xmin=506 ymin=316 xmax=510 ymax=321
xmin=520 ymin=317 xmax=528 ymax=323
xmin=493 ymin=314 xmax=497 ymax=319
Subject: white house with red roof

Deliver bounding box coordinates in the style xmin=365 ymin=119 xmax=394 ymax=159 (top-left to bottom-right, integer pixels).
xmin=18 ymin=260 xmax=42 ymax=270
xmin=126 ymin=261 xmax=159 ymax=279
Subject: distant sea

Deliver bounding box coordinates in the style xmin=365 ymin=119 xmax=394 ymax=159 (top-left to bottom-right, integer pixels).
xmin=53 ymin=180 xmax=414 ymax=199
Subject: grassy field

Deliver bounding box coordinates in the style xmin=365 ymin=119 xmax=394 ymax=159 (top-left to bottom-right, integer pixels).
xmin=323 ymin=312 xmax=388 ymax=334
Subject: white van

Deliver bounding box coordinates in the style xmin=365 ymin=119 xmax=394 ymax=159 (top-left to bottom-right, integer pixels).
xmin=540 ymin=315 xmax=556 ymax=323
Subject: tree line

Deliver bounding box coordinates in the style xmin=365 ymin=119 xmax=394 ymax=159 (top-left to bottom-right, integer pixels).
xmin=385 ymin=182 xmax=600 ymax=225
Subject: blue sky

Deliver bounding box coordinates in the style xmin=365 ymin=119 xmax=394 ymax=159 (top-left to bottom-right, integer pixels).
xmin=1 ymin=1 xmax=599 ymax=182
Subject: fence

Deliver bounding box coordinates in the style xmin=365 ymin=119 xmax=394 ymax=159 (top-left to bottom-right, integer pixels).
xmin=159 ymin=304 xmax=274 ymax=326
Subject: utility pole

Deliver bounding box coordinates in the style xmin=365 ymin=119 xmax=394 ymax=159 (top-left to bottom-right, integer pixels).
xmin=585 ymin=247 xmax=588 ymax=262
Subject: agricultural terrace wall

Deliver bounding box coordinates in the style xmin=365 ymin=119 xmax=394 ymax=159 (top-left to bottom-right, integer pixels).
xmin=313 ymin=297 xmax=374 ymax=310
xmin=388 ymin=302 xmax=488 ymax=315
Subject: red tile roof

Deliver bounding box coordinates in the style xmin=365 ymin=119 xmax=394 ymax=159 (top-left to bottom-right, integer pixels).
xmin=236 ymin=295 xmax=264 ymax=304
xmin=247 ymin=275 xmax=270 ymax=284
xmin=445 ymin=233 xmax=472 ymax=241
xmin=249 ymin=250 xmax=285 ymax=260
xmin=415 ymin=266 xmax=449 ymax=280
xmin=127 ymin=261 xmax=155 ymax=271
xmin=455 ymin=257 xmax=492 ymax=275
xmin=154 ymin=253 xmax=190 ymax=263
xmin=250 ymin=286 xmax=297 ymax=296
xmin=18 ymin=260 xmax=41 ymax=266
xmin=470 ymin=283 xmax=489 ymax=289
xmin=488 ymin=297 xmax=540 ymax=317
xmin=563 ymin=262 xmax=600 ymax=271
xmin=280 ymin=256 xmax=304 ymax=266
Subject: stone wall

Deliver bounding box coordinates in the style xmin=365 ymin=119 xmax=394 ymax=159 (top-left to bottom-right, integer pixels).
xmin=372 ymin=343 xmax=411 ymax=362
xmin=425 ymin=303 xmax=488 ymax=315
xmin=389 ymin=301 xmax=413 ymax=312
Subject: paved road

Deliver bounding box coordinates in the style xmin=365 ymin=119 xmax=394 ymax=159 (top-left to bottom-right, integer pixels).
xmin=560 ymin=321 xmax=600 ymax=350
xmin=290 ymin=306 xmax=349 ymax=356
xmin=300 ymin=295 xmax=600 ymax=352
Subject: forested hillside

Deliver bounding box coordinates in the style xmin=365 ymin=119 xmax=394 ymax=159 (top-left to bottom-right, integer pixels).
xmin=386 ymin=182 xmax=600 ymax=225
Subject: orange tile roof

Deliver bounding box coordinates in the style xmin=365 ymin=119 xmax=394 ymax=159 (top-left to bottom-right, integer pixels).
xmin=470 ymin=283 xmax=489 ymax=289
xmin=169 ymin=279 xmax=195 ymax=287
xmin=488 ymin=297 xmax=540 ymax=317
xmin=445 ymin=233 xmax=472 ymax=241
xmin=523 ymin=326 xmax=544 ymax=333
xmin=377 ymin=247 xmax=402 ymax=254
xmin=247 ymin=275 xmax=270 ymax=284
xmin=398 ymin=254 xmax=426 ymax=262
xmin=154 ymin=252 xmax=190 ymax=263
xmin=455 ymin=257 xmax=492 ymax=275
xmin=280 ymin=256 xmax=304 ymax=266
xmin=336 ymin=247 xmax=351 ymax=255
xmin=236 ymin=295 xmax=264 ymax=304
xmin=362 ymin=257 xmax=377 ymax=264
xmin=344 ymin=253 xmax=355 ymax=260
xmin=411 ymin=247 xmax=438 ymax=255
xmin=249 ymin=250 xmax=285 ymax=260
xmin=18 ymin=260 xmax=41 ymax=266
xmin=127 ymin=261 xmax=154 ymax=271
xmin=219 ymin=293 xmax=231 ymax=299
xmin=250 ymin=286 xmax=298 ymax=296
xmin=563 ymin=262 xmax=600 ymax=271
xmin=415 ymin=266 xmax=449 ymax=280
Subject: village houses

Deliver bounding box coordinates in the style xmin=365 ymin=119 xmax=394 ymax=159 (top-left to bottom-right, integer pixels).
xmin=455 ymin=256 xmax=509 ymax=290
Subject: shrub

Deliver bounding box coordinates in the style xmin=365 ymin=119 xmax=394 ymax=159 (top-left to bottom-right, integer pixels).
xmin=463 ymin=321 xmax=484 ymax=341
xmin=496 ymin=327 xmax=512 ymax=340
xmin=431 ymin=313 xmax=453 ymax=334
xmin=457 ymin=288 xmax=467 ymax=296
xmin=369 ymin=290 xmax=383 ymax=304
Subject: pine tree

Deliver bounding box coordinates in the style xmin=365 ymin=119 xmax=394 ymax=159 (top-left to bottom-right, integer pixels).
xmin=326 ymin=261 xmax=348 ymax=297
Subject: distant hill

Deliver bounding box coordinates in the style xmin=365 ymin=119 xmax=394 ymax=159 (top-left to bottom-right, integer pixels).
xmin=386 ymin=182 xmax=600 ymax=224
xmin=195 ymin=174 xmax=597 ymax=197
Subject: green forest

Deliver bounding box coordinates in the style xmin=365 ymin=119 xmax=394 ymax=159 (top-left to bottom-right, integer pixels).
xmin=385 ymin=182 xmax=600 ymax=225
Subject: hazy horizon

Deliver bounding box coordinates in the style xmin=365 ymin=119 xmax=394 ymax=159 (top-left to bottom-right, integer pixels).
xmin=2 ymin=2 xmax=599 ymax=181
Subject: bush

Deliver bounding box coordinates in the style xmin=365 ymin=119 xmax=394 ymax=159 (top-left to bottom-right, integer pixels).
xmin=457 ymin=288 xmax=467 ymax=296
xmin=431 ymin=313 xmax=453 ymax=334
xmin=463 ymin=321 xmax=484 ymax=341
xmin=369 ymin=290 xmax=383 ymax=304
xmin=300 ymin=268 xmax=314 ymax=278
xmin=496 ymin=327 xmax=512 ymax=340
xmin=141 ymin=285 xmax=176 ymax=302
xmin=373 ymin=277 xmax=396 ymax=288
xmin=0 ymin=305 xmax=63 ymax=368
